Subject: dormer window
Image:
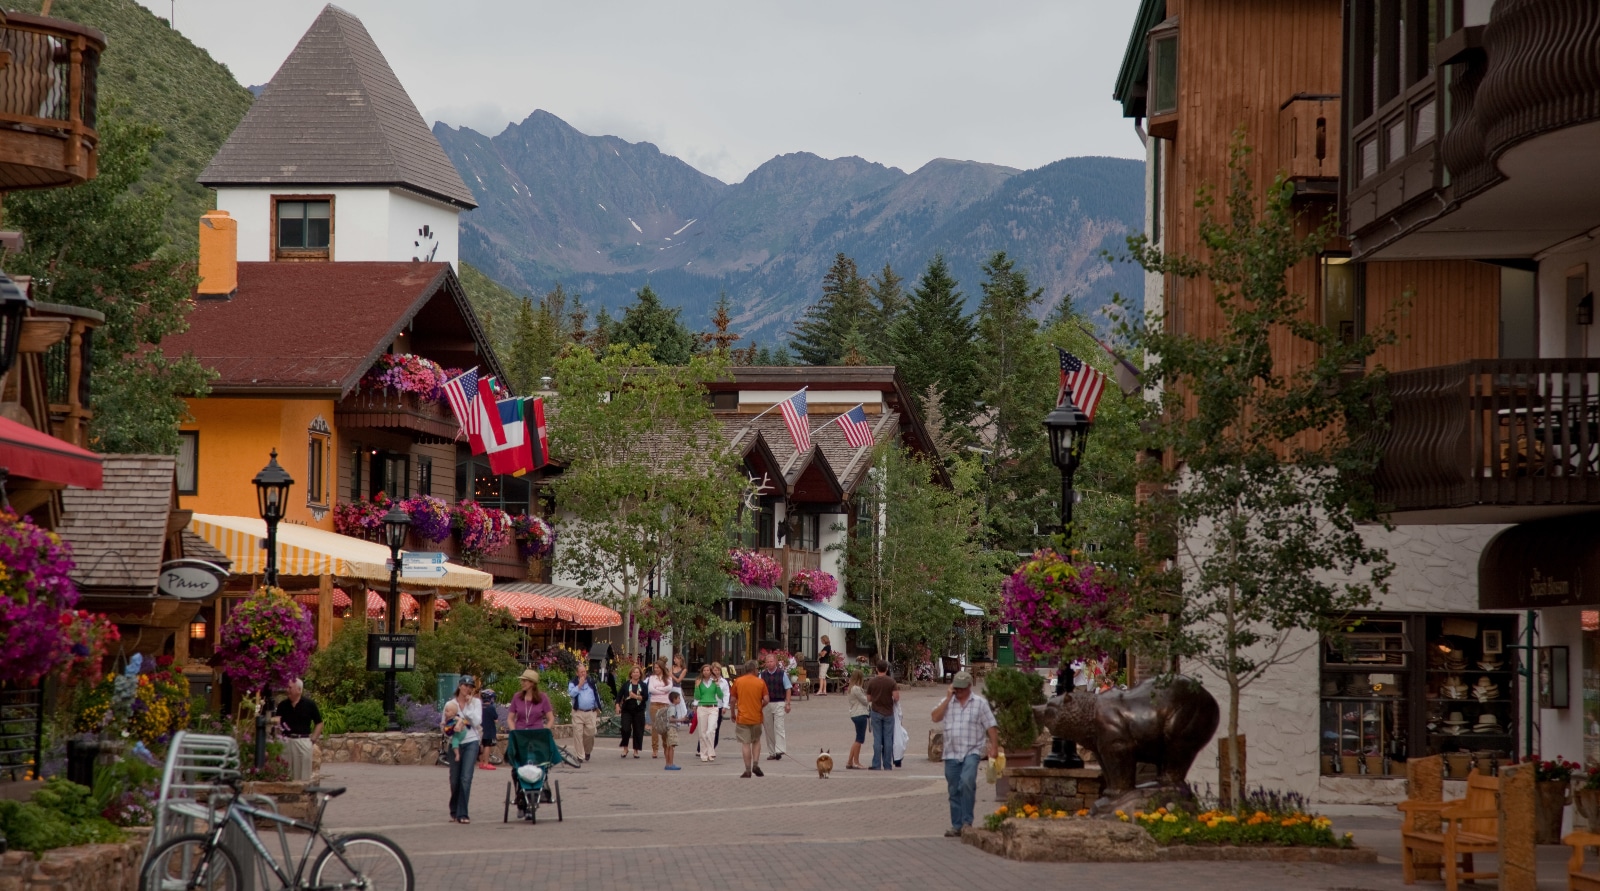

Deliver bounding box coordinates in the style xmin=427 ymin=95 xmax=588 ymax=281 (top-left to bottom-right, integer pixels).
xmin=274 ymin=196 xmax=332 ymax=259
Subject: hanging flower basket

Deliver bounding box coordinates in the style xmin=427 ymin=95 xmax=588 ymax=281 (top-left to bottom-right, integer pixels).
xmin=999 ymin=549 xmax=1131 ymax=663
xmin=359 ymin=353 xmax=451 ymax=403
xmin=215 ymin=587 xmax=315 ymax=693
xmin=512 ymin=514 xmax=557 ymax=559
xmin=0 ymin=510 xmax=79 ymax=685
xmin=792 ymin=569 xmax=838 ymax=602
xmin=401 ymin=495 xmax=452 ymax=543
xmin=333 ymin=493 xmax=391 ymax=540
xmin=728 ymin=549 xmax=781 ymax=589
xmin=57 ymin=609 xmax=120 ymax=688
xmin=452 ymin=501 xmax=511 ymax=566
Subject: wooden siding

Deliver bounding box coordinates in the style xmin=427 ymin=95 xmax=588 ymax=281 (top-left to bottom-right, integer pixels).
xmin=1369 ymin=260 xmax=1501 ymax=372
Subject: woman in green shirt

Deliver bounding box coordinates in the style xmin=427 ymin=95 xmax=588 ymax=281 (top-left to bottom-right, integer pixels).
xmin=694 ymin=664 xmax=722 ymax=762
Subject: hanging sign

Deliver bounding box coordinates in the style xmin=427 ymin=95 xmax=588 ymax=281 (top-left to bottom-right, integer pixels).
xmin=158 ymin=559 xmax=229 ymax=599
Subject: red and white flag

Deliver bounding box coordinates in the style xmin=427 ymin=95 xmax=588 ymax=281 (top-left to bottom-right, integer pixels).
xmin=778 ymin=388 xmax=810 ymax=453
xmin=531 ymin=397 xmax=550 ymax=467
xmin=838 ymin=404 xmax=874 ymax=449
xmin=474 ymin=377 xmax=508 ymax=455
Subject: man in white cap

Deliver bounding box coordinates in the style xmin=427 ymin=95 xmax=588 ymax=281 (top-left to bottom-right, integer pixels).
xmin=930 ymin=670 xmax=997 ymax=838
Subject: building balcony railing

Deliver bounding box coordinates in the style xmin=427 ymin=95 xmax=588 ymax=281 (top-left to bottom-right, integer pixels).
xmin=757 ymin=546 xmax=821 ymax=590
xmin=0 ymin=12 xmax=104 ymax=190
xmin=335 ymin=390 xmax=460 ymax=443
xmin=1278 ymin=93 xmax=1340 ymax=196
xmin=1374 ymin=359 xmax=1600 ymax=519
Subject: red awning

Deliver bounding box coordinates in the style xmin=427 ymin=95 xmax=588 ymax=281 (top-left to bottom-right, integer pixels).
xmin=0 ymin=416 xmax=101 ymax=489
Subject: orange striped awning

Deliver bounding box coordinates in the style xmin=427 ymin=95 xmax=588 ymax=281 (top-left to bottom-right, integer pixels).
xmin=548 ymin=596 xmax=621 ymax=629
xmin=290 ymin=588 xmax=419 ymax=619
xmin=485 ymin=589 xmax=576 ymax=623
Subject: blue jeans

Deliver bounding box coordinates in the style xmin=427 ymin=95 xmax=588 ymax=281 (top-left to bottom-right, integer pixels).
xmin=869 ymin=711 xmax=894 ymax=769
xmin=945 ymin=753 xmax=981 ymax=830
xmin=448 ymin=741 xmax=480 ymax=820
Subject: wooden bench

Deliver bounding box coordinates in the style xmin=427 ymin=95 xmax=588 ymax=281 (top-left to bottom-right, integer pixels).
xmin=1565 ymin=830 xmax=1600 ymax=891
xmin=1400 ymin=770 xmax=1501 ymax=891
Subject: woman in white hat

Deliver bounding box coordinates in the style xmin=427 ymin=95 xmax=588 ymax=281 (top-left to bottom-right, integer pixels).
xmin=506 ymin=668 xmax=552 ymax=731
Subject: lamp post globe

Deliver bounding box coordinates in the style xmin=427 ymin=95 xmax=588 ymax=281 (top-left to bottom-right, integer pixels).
xmin=1042 ymin=397 xmax=1091 ymax=544
xmin=250 ymin=450 xmax=293 ymax=769
xmin=381 ymin=502 xmax=410 ymax=731
xmin=0 ymin=272 xmax=29 ymax=378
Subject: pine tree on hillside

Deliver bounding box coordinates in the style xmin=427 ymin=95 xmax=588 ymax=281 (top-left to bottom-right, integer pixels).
xmin=506 ymin=283 xmax=574 ymax=391
xmin=790 ymin=253 xmax=873 ymax=366
xmin=870 ymin=263 xmax=908 ymax=337
xmin=612 ymin=284 xmax=694 ymax=365
xmin=700 ymin=291 xmax=742 ymax=355
xmin=568 ymin=295 xmax=591 ymax=348
xmin=889 ymin=255 xmax=980 ymax=429
xmin=591 ymin=307 xmax=614 ymax=351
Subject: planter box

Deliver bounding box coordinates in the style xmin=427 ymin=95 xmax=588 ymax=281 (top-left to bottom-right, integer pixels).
xmin=961 ymin=822 xmax=1377 ymax=864
xmin=0 ymin=837 xmax=145 ymax=891
xmin=1003 ymin=766 xmax=1106 ymax=812
xmin=242 ymin=780 xmax=319 ymax=824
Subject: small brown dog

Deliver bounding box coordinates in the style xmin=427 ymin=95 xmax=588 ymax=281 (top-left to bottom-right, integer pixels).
xmin=816 ymin=748 xmax=833 ymax=778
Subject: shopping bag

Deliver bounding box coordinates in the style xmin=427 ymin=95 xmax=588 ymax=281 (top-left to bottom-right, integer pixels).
xmin=984 ymin=750 xmax=1006 ymax=784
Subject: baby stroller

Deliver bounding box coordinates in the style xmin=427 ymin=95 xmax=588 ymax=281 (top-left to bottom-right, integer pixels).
xmin=503 ymin=729 xmax=563 ymax=824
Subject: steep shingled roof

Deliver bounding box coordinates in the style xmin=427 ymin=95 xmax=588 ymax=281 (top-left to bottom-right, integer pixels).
xmin=58 ymin=456 xmax=179 ymax=594
xmin=199 ymin=4 xmax=476 ymax=208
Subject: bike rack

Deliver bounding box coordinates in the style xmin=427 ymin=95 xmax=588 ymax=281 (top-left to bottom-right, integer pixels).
xmin=147 ymin=730 xmax=292 ymax=891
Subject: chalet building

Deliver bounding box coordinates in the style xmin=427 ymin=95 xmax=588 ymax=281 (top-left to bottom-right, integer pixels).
xmin=1112 ymin=0 xmax=1577 ymax=803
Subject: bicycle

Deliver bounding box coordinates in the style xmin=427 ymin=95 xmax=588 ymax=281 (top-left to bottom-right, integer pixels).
xmin=140 ymin=770 xmax=413 ymax=891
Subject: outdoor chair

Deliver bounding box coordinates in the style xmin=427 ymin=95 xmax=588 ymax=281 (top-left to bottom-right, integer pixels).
xmin=1398 ymin=769 xmax=1500 ymax=891
xmin=1564 ymin=830 xmax=1600 ymax=891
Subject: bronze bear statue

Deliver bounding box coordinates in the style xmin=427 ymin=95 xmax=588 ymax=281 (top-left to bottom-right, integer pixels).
xmin=1033 ymin=675 xmax=1219 ymax=816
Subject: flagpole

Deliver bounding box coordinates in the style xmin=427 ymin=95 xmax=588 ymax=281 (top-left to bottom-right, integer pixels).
xmin=744 ymin=387 xmax=806 ymax=423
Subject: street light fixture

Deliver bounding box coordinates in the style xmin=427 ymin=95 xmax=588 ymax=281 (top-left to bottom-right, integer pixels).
xmin=0 ymin=271 xmax=30 ymax=378
xmin=381 ymin=502 xmax=410 ymax=731
xmin=250 ymin=450 xmax=293 ymax=769
xmin=1042 ymin=397 xmax=1091 ymax=544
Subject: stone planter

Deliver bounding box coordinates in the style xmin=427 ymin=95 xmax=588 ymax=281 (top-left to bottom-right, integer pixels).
xmin=1003 ymin=766 xmax=1105 ymax=812
xmin=1576 ymin=787 xmax=1600 ymax=830
xmin=243 ymin=780 xmax=319 ymax=824
xmin=320 ymin=731 xmax=439 ymax=766
xmin=1536 ymin=780 xmax=1571 ymax=845
xmin=0 ymin=838 xmax=145 ymax=891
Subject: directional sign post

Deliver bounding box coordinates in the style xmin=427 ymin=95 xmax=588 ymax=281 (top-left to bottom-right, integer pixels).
xmin=400 ymin=551 xmax=447 ymax=579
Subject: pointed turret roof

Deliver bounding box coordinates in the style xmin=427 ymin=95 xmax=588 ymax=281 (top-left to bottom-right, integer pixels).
xmin=199 ymin=4 xmax=476 ymax=208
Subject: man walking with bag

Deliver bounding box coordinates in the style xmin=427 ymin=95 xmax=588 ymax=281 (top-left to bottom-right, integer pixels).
xmin=568 ymin=663 xmax=603 ymax=761
xmin=931 ymin=670 xmax=998 ymax=837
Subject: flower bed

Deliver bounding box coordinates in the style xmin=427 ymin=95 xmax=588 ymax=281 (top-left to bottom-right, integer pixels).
xmin=983 ymin=802 xmax=1353 ymax=848
xmin=72 ymin=656 xmax=190 ymax=748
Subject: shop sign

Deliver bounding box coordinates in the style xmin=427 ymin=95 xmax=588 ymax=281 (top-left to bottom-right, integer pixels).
xmin=158 ymin=559 xmax=228 ymax=599
xmin=1479 ymin=514 xmax=1600 ymax=610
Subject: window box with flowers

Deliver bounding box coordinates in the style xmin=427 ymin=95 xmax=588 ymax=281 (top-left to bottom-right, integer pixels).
xmin=729 ymin=548 xmax=782 ymax=589
xmin=451 ymin=501 xmax=512 ymax=567
xmin=790 ymin=569 xmax=837 ymax=603
xmin=358 ymin=353 xmax=451 ymax=404
xmin=513 ymin=513 xmax=556 ymax=560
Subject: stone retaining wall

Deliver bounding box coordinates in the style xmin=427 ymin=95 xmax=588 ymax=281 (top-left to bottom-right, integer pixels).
xmin=961 ymin=822 xmax=1378 ymax=864
xmin=1003 ymin=767 xmax=1106 ymax=811
xmin=0 ymin=839 xmax=145 ymax=891
xmin=321 ymin=724 xmax=576 ymax=767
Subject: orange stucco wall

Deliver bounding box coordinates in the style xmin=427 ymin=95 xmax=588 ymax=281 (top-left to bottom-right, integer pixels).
xmin=179 ymin=397 xmax=338 ymax=530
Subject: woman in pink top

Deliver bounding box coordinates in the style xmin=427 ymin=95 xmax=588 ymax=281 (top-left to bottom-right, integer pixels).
xmin=506 ymin=669 xmax=552 ymax=731
xmin=646 ymin=659 xmax=674 ymax=758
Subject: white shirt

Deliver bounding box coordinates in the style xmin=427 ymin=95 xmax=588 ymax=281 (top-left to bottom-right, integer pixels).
xmin=941 ymin=693 xmax=996 ymax=762
xmin=457 ymin=696 xmax=483 ymax=745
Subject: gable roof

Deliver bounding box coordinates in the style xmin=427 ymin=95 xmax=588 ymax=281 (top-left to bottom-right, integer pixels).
xmin=58 ymin=456 xmax=179 ymax=596
xmin=160 ymin=261 xmax=505 ymax=394
xmin=199 ymin=4 xmax=476 ymax=209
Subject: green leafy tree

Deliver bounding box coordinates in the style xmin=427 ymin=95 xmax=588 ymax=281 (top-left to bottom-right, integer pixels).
xmin=549 ymin=345 xmax=748 ymax=657
xmin=1119 ymin=137 xmax=1395 ymax=806
xmin=973 ymin=251 xmax=1056 ymax=550
xmin=611 ymin=284 xmax=694 ymax=365
xmin=841 ymin=444 xmax=997 ymax=661
xmin=416 ymin=601 xmax=525 ymax=692
xmin=791 ymin=253 xmax=873 ymax=366
xmin=3 ymin=115 xmax=212 ymax=454
xmin=889 ymin=255 xmax=981 ymax=432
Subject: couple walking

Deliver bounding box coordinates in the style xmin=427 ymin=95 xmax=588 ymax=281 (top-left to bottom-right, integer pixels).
xmin=843 ymin=661 xmax=901 ymax=769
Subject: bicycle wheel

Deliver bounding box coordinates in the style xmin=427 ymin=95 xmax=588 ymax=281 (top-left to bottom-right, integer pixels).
xmin=559 ymin=746 xmax=583 ymax=768
xmin=141 ymin=833 xmax=242 ymax=891
xmin=311 ymin=832 xmax=414 ymax=891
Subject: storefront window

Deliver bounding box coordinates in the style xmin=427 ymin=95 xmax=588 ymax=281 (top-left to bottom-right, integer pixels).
xmin=1321 ymin=617 xmax=1410 ymax=777
xmin=1584 ymin=611 xmax=1600 ymax=766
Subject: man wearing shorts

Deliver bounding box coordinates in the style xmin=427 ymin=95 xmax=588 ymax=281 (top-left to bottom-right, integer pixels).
xmin=729 ymin=660 xmax=770 ymax=779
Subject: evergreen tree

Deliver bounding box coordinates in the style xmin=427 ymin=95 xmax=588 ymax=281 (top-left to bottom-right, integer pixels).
xmin=567 ymin=295 xmax=591 ymax=347
xmin=973 ymin=251 xmax=1055 ymax=550
xmin=699 ymin=291 xmax=742 ymax=356
xmin=889 ymin=255 xmax=980 ymax=430
xmin=3 ymin=115 xmax=212 ymax=454
xmin=505 ymin=283 xmax=573 ymax=392
xmin=869 ymin=262 xmax=908 ymax=352
xmin=611 ymin=284 xmax=694 ymax=365
xmin=790 ymin=253 xmax=873 ymax=366
xmin=591 ymin=307 xmax=614 ymax=351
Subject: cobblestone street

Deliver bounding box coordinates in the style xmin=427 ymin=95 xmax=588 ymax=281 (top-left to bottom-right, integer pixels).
xmin=310 ymin=685 xmax=1576 ymax=890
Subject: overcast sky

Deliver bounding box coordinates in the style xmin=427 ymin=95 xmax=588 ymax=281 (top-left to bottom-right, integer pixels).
xmin=135 ymin=0 xmax=1144 ymax=183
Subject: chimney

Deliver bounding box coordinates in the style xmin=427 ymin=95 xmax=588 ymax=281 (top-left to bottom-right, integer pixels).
xmin=197 ymin=210 xmax=237 ymax=299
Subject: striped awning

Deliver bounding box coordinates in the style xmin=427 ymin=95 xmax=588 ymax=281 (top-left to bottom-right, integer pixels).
xmin=547 ymin=596 xmax=621 ymax=629
xmin=950 ymin=598 xmax=986 ymax=617
xmin=290 ymin=588 xmax=423 ymax=619
xmin=485 ymin=589 xmax=577 ymax=623
xmin=786 ymin=597 xmax=861 ymax=629
xmin=189 ymin=514 xmax=492 ymax=590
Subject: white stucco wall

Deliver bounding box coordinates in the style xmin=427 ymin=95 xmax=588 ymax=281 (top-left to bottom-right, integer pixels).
xmin=1537 ymin=239 xmax=1600 ymax=359
xmin=215 ymin=186 xmax=460 ymax=268
xmin=1180 ymin=523 xmax=1514 ymax=805
xmin=811 ymin=511 xmax=851 ymax=653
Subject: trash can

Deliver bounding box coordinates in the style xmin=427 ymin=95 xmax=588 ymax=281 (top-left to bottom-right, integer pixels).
xmin=995 ymin=628 xmax=1016 ymax=667
xmin=437 ymin=673 xmax=460 ymax=709
xmin=65 ymin=739 xmax=99 ymax=788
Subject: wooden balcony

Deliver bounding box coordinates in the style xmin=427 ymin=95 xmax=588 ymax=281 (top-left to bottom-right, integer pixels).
xmin=1374 ymin=359 xmax=1600 ymax=522
xmin=0 ymin=12 xmax=104 ymax=190
xmin=1278 ymin=93 xmax=1339 ymax=197
xmin=335 ymin=390 xmax=459 ymax=443
xmin=757 ymin=546 xmax=821 ymax=590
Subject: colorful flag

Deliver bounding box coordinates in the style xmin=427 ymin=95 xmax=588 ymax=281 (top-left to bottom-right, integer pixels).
xmin=1076 ymin=324 xmax=1143 ymax=397
xmin=1058 ymin=347 xmax=1108 ymax=422
xmin=530 ymin=397 xmax=550 ymax=467
xmin=488 ymin=398 xmax=535 ymax=477
xmin=778 ymin=388 xmax=810 ymax=453
xmin=474 ymin=377 xmax=508 ymax=455
xmin=441 ymin=367 xmax=479 ymax=441
xmin=838 ymin=404 xmax=874 ymax=448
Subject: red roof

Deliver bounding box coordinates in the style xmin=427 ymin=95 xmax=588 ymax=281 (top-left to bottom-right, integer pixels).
xmin=161 ymin=262 xmax=496 ymax=393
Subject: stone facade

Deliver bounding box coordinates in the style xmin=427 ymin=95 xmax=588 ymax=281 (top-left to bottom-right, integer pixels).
xmin=320 ymin=725 xmax=575 ymax=767
xmin=0 ymin=839 xmax=144 ymax=891
xmin=1003 ymin=767 xmax=1106 ymax=812
xmin=242 ymin=780 xmax=319 ymax=824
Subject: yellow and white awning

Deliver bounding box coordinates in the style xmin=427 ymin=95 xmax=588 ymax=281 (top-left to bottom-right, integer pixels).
xmin=188 ymin=514 xmax=493 ymax=591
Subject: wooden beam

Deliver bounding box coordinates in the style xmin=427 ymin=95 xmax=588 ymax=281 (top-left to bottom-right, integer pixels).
xmin=317 ymin=573 xmax=334 ymax=649
xmin=419 ymin=593 xmax=437 ymax=632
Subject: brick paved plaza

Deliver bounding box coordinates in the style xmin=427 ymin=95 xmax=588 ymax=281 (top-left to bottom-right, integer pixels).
xmin=309 ymin=685 xmax=1578 ymax=890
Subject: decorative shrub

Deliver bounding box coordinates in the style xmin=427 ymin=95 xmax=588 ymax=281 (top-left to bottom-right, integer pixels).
xmin=336 ymin=700 xmax=387 ymax=733
xmin=215 ymin=588 xmax=315 ymax=693
xmin=728 ymin=548 xmax=782 ymax=589
xmin=333 ymin=493 xmax=391 ymax=540
xmin=538 ymin=668 xmax=574 ymax=724
xmin=401 ymin=495 xmax=452 ymax=543
xmin=1000 ymin=549 xmax=1131 ymax=663
xmin=360 ymin=353 xmax=450 ymax=403
xmin=983 ymin=667 xmax=1046 ymax=750
xmin=398 ymin=694 xmax=442 ymax=733
xmin=0 ymin=511 xmax=79 ymax=685
xmin=0 ymin=778 xmax=123 ymax=854
xmin=451 ymin=501 xmax=512 ymax=564
xmin=512 ymin=513 xmax=556 ymax=559
xmin=792 ymin=569 xmax=838 ymax=602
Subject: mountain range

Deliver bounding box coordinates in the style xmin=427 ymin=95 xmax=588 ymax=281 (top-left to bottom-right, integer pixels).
xmin=435 ymin=112 xmax=1145 ymax=342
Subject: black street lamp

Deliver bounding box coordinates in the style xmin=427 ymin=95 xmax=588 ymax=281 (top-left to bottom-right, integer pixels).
xmin=1043 ymin=397 xmax=1091 ymax=545
xmin=251 ymin=450 xmax=293 ymax=769
xmin=1042 ymin=398 xmax=1091 ymax=771
xmin=381 ymin=502 xmax=411 ymax=731
xmin=0 ymin=271 xmax=29 ymax=378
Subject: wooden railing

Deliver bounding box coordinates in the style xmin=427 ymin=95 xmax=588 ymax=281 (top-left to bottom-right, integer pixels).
xmin=757 ymin=546 xmax=821 ymax=590
xmin=0 ymin=12 xmax=103 ymax=190
xmin=1375 ymin=359 xmax=1600 ymax=512
xmin=335 ymin=390 xmax=460 ymax=442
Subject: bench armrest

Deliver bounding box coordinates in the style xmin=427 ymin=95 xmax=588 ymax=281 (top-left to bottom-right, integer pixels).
xmin=1441 ymin=808 xmax=1499 ymax=823
xmin=1564 ymin=831 xmax=1600 ymax=848
xmin=1397 ymin=800 xmax=1449 ymax=813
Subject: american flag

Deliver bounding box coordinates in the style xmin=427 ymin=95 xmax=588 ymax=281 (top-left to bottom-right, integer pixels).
xmin=442 ymin=367 xmax=479 ymax=437
xmin=778 ymin=389 xmax=810 ymax=453
xmin=1058 ymin=348 xmax=1107 ymax=421
xmin=838 ymin=404 xmax=874 ymax=448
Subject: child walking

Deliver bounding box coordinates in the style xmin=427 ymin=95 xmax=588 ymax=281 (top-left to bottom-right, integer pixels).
xmin=654 ymin=689 xmax=690 ymax=770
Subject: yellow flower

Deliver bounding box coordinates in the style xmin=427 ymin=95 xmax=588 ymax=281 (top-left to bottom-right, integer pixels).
xmin=1163 ymin=814 xmax=1178 ymax=823
xmin=1205 ymin=820 xmax=1219 ymax=828
xmin=1182 ymin=827 xmax=1191 ymax=834
xmin=1344 ymin=832 xmax=1354 ymax=840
